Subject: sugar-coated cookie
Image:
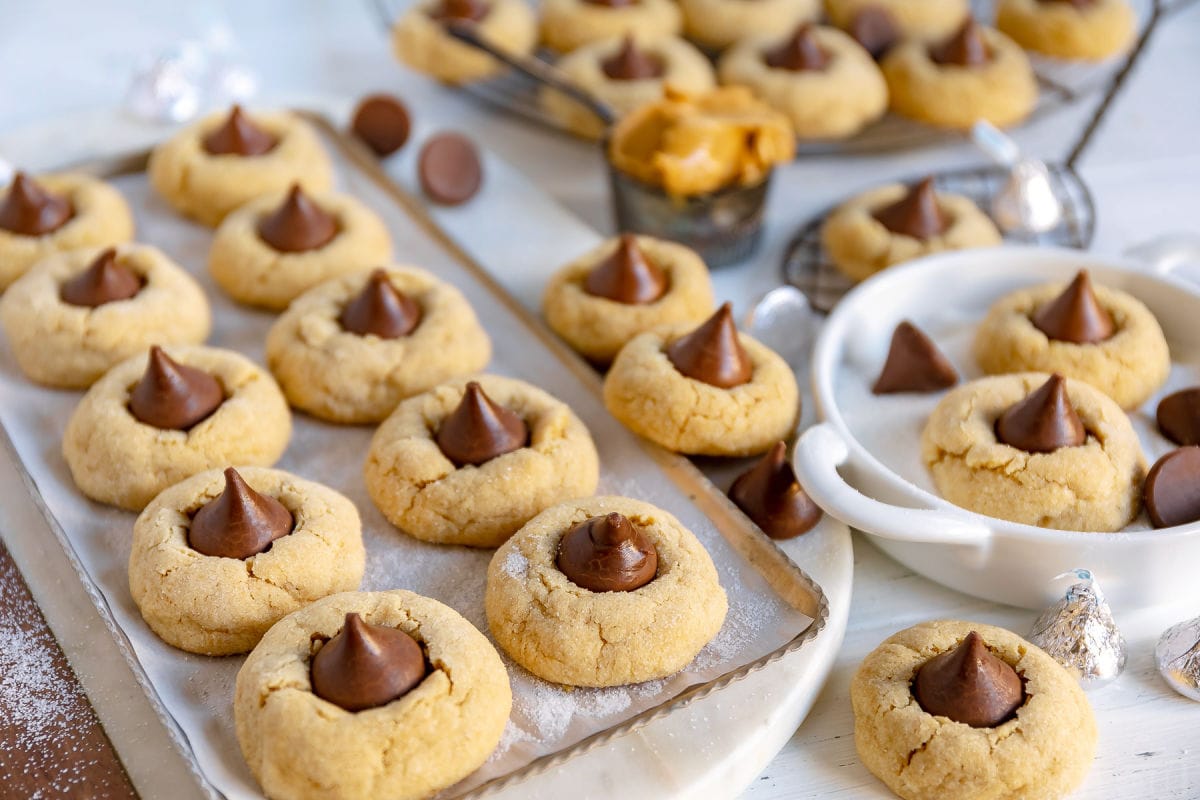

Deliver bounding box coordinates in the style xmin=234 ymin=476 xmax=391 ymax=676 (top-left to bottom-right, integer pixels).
xmin=826 ymin=0 xmax=969 ymax=43
xmin=541 ymin=0 xmax=681 ymax=53
xmin=997 ymin=0 xmax=1135 ymax=61
xmin=681 ymin=0 xmax=818 ymax=51
xmin=393 ymin=0 xmax=538 ymax=84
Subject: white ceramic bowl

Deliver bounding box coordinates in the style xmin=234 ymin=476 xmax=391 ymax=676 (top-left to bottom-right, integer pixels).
xmin=793 ymin=245 xmax=1200 ymax=610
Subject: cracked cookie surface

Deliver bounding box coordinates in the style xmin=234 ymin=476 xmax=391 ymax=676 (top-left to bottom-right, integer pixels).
xmin=128 ymin=466 xmax=364 ymax=655
xmin=851 ymin=619 xmax=1096 ymax=800
xmin=485 ymin=496 xmax=727 ymax=687
xmin=235 ymin=590 xmax=511 ymax=800
xmin=920 ymin=372 xmax=1145 ymax=532
xmin=364 ymin=374 xmax=599 ymax=547
xmin=973 ymin=278 xmax=1170 ymax=410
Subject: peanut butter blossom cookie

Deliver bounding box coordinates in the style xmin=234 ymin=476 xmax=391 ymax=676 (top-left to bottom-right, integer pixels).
xmin=148 ymin=106 xmax=334 ymax=226
xmin=129 ymin=467 xmax=365 ymax=655
xmin=541 ymin=0 xmax=682 ymax=53
xmin=0 ymin=244 xmax=210 ymax=388
xmin=718 ymin=24 xmax=888 ymax=140
xmin=997 ymin=0 xmax=1135 ymax=61
xmin=267 ymin=267 xmax=492 ymax=424
xmin=825 ymin=0 xmax=969 ymax=43
xmin=63 ymin=345 xmax=292 ymax=510
xmin=821 ymin=177 xmax=1001 ymax=282
xmin=235 ymin=590 xmax=511 ymax=800
xmin=208 ymin=184 xmax=393 ymax=310
xmin=852 ymin=620 xmax=1096 ymax=800
xmin=0 ymin=172 xmax=134 ymax=290
xmin=680 ymin=0 xmax=818 ymax=51
xmin=486 ymin=496 xmax=727 ymax=686
xmin=541 ymin=34 xmax=716 ymax=139
xmin=365 ymin=375 xmax=599 ymax=547
xmin=542 ymin=234 xmax=714 ymax=364
xmin=973 ymin=270 xmax=1170 ymax=409
xmin=921 ymin=372 xmax=1145 ymax=531
xmin=393 ymin=0 xmax=537 ymax=84
xmin=881 ymin=19 xmax=1037 ymax=130
xmin=604 ymin=303 xmax=800 ymax=456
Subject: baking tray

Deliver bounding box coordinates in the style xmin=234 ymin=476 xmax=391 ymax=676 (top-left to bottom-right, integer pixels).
xmin=0 ymin=113 xmax=828 ymax=799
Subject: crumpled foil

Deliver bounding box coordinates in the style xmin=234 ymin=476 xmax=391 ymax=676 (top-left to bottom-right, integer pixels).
xmin=1029 ymin=569 xmax=1126 ymax=688
xmin=971 ymin=120 xmax=1064 ymax=235
xmin=1156 ymin=615 xmax=1200 ymax=702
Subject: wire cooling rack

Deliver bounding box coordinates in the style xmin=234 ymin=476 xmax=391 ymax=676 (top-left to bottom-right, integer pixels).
xmin=780 ymin=163 xmax=1096 ymax=313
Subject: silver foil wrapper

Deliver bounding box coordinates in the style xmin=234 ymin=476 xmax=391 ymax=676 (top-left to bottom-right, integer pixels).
xmin=971 ymin=120 xmax=1064 ymax=235
xmin=1029 ymin=569 xmax=1126 ymax=688
xmin=1156 ymin=615 xmax=1200 ymax=702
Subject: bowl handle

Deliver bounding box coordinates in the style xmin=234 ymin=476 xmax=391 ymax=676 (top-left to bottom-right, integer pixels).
xmin=793 ymin=423 xmax=993 ymax=550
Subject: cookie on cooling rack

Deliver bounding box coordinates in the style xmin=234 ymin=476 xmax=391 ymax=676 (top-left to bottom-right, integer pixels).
xmin=997 ymin=0 xmax=1135 ymax=61
xmin=681 ymin=0 xmax=818 ymax=51
xmin=393 ymin=0 xmax=537 ymax=84
xmin=541 ymin=0 xmax=681 ymax=53
xmin=825 ymin=0 xmax=969 ymax=44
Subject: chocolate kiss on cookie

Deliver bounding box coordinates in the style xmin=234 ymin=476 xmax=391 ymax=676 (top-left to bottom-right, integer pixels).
xmin=203 ymin=106 xmax=278 ymax=156
xmin=60 ymin=248 xmax=142 ymax=307
xmin=729 ymin=441 xmax=822 ymax=540
xmin=429 ymin=0 xmax=489 ymax=22
xmin=188 ymin=467 xmax=294 ymax=559
xmin=913 ymin=631 xmax=1024 ymax=728
xmin=311 ymin=612 xmax=427 ymax=712
xmin=602 ymin=36 xmax=666 ymax=80
xmin=436 ymin=381 xmax=529 ymax=466
xmin=1144 ymin=447 xmax=1200 ymax=528
xmin=584 ymin=234 xmax=668 ymax=304
xmin=995 ymin=374 xmax=1086 ymax=453
xmin=1032 ymin=270 xmax=1115 ymax=344
xmin=872 ymin=178 xmax=948 ymax=239
xmin=850 ymin=7 xmax=901 ymax=60
xmin=557 ymin=512 xmax=658 ymax=592
xmin=257 ymin=185 xmax=338 ymax=253
xmin=765 ymin=24 xmax=830 ymax=71
xmin=129 ymin=346 xmax=225 ymax=430
xmin=1157 ymin=388 xmax=1200 ymax=447
xmin=338 ymin=269 xmax=422 ymax=339
xmin=872 ymin=321 xmax=957 ymax=394
xmin=0 ymin=172 xmax=73 ymax=236
xmin=667 ymin=302 xmax=753 ymax=389
xmin=930 ymin=19 xmax=990 ymax=67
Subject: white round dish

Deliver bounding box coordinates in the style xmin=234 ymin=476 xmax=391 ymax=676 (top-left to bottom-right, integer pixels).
xmin=793 ymin=245 xmax=1200 ymax=610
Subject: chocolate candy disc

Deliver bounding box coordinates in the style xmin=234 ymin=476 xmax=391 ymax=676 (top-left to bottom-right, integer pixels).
xmin=666 ymin=302 xmax=753 ymax=389
xmin=1031 ymin=270 xmax=1115 ymax=345
xmin=128 ymin=346 xmax=225 ymax=431
xmin=930 ymin=19 xmax=990 ymax=66
xmin=1144 ymin=447 xmax=1200 ymax=529
xmin=913 ymin=631 xmax=1025 ymax=728
xmin=583 ymin=234 xmax=668 ymax=304
xmin=872 ymin=320 xmax=958 ymax=394
xmin=872 ymin=177 xmax=948 ymax=240
xmin=202 ymin=105 xmax=278 ymax=156
xmin=1157 ymin=388 xmax=1200 ymax=447
xmin=418 ymin=133 xmax=483 ymax=206
xmin=0 ymin=172 xmax=73 ymax=236
xmin=338 ymin=269 xmax=422 ymax=339
xmin=188 ymin=467 xmax=294 ymax=560
xmin=435 ymin=381 xmax=528 ymax=467
xmin=728 ymin=441 xmax=822 ymax=539
xmin=764 ymin=24 xmax=830 ymax=71
xmin=60 ymin=248 xmax=142 ymax=307
xmin=351 ymin=94 xmax=413 ymax=157
xmin=257 ymin=184 xmax=338 ymax=253
xmin=556 ymin=512 xmax=658 ymax=592
xmin=995 ymin=373 xmax=1086 ymax=454
xmin=311 ymin=612 xmax=427 ymax=712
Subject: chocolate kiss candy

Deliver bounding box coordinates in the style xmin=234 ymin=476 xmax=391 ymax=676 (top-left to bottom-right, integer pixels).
xmin=0 ymin=172 xmax=73 ymax=236
xmin=930 ymin=19 xmax=990 ymax=67
xmin=202 ymin=105 xmax=278 ymax=156
xmin=128 ymin=346 xmax=225 ymax=430
xmin=667 ymin=302 xmax=753 ymax=389
xmin=429 ymin=0 xmax=488 ymax=22
xmin=1144 ymin=447 xmax=1200 ymax=528
xmin=435 ymin=381 xmax=529 ymax=467
xmin=872 ymin=321 xmax=957 ymax=394
xmin=872 ymin=178 xmax=948 ymax=239
xmin=1158 ymin=388 xmax=1200 ymax=447
xmin=728 ymin=441 xmax=822 ymax=540
xmin=351 ymin=94 xmax=412 ymax=157
xmin=60 ymin=248 xmax=142 ymax=307
xmin=583 ymin=234 xmax=668 ymax=304
xmin=556 ymin=512 xmax=658 ymax=592
xmin=338 ymin=269 xmax=422 ymax=339
xmin=995 ymin=374 xmax=1086 ymax=453
xmin=913 ymin=631 xmax=1024 ymax=728
xmin=850 ymin=7 xmax=901 ymax=60
xmin=188 ymin=467 xmax=294 ymax=559
xmin=257 ymin=185 xmax=338 ymax=253
xmin=602 ymin=36 xmax=666 ymax=80
xmin=765 ymin=24 xmax=830 ymax=71
xmin=311 ymin=613 xmax=427 ymax=712
xmin=1031 ymin=270 xmax=1115 ymax=345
